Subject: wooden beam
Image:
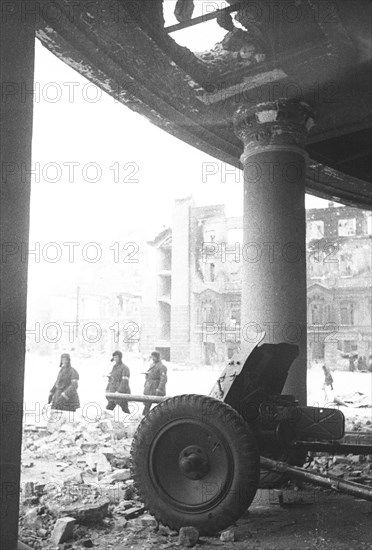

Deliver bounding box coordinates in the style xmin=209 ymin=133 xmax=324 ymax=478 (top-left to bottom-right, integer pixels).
xmin=165 ymin=2 xmax=241 ymax=33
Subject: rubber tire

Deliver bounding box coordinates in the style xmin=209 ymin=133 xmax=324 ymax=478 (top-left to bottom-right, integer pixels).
xmin=259 ymin=449 xmax=308 ymax=489
xmin=131 ymin=394 xmax=260 ymax=535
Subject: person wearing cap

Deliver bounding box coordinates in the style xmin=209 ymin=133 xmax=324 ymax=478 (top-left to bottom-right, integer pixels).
xmin=48 ymin=353 xmax=80 ymax=411
xmin=143 ymin=351 xmax=167 ymax=415
xmin=106 ymin=350 xmax=131 ymax=414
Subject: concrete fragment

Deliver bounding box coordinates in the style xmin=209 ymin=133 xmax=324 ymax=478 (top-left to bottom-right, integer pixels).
xmin=22 ymin=496 xmax=39 ymax=506
xmin=141 ymin=514 xmax=157 ymax=528
xmin=114 ymin=517 xmax=128 ymax=531
xmin=114 ymin=500 xmax=134 ymax=513
xmin=124 ymin=505 xmax=146 ymax=519
xmin=101 ymin=446 xmax=114 ymax=460
xmin=23 ymin=507 xmax=39 ymax=526
xmin=220 ymin=529 xmax=236 ymax=542
xmin=123 ymin=484 xmax=136 ymax=500
xmin=333 ymin=456 xmax=349 ymax=464
xmin=50 ymin=517 xmax=76 ymax=544
xmin=157 ymin=524 xmax=172 ymax=536
xmin=59 ymin=498 xmax=110 ymax=524
xmin=101 ymin=468 xmax=131 ymax=484
xmin=350 ymin=455 xmax=364 ymax=464
xmin=277 ymin=489 xmax=315 ymax=505
xmin=179 ymin=526 xmax=199 ymax=547
xmin=85 ymin=452 xmax=111 ymax=473
xmin=24 ymin=481 xmax=34 ymax=496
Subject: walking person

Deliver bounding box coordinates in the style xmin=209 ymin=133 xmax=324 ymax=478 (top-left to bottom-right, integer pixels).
xmin=106 ymin=350 xmax=131 ymax=414
xmin=48 ymin=353 xmax=80 ymax=412
xmin=322 ymin=363 xmax=334 ymax=402
xmin=143 ymin=351 xmax=167 ymax=416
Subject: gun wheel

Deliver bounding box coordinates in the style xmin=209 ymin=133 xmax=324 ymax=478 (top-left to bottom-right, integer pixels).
xmin=131 ymin=394 xmax=259 ymax=535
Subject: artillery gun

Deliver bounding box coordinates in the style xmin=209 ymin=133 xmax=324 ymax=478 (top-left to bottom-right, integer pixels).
xmin=107 ymin=334 xmax=372 ymax=535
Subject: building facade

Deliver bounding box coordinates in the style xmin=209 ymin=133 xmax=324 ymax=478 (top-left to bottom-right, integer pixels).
xmin=141 ymin=199 xmax=372 ymax=368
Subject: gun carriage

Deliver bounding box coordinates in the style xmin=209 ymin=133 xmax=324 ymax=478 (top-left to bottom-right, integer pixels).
xmin=107 ymin=334 xmax=372 ymax=534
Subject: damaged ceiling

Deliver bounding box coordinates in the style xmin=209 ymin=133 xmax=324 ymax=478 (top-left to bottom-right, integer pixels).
xmin=35 ymin=0 xmax=372 ymax=208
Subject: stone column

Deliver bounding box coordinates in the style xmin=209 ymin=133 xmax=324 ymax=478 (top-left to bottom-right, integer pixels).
xmin=234 ymin=100 xmax=315 ymax=405
xmin=0 ymin=8 xmax=35 ymax=550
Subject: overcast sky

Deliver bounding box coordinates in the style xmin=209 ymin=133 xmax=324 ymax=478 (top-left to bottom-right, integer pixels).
xmin=28 ymin=28 xmax=329 ymax=303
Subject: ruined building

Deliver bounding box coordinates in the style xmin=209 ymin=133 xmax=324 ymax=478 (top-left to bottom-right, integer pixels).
xmin=141 ymin=199 xmax=371 ymax=367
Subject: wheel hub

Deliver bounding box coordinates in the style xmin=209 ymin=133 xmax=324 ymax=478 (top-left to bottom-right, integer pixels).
xmin=178 ymin=445 xmax=209 ymax=480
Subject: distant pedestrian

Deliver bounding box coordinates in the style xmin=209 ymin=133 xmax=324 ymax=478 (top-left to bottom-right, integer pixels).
xmin=349 ymin=355 xmax=355 ymax=372
xmin=48 ymin=353 xmax=80 ymax=412
xmin=143 ymin=351 xmax=167 ymax=416
xmin=322 ymin=364 xmax=334 ymax=402
xmin=360 ymin=356 xmax=367 ymax=371
xmin=106 ymin=350 xmax=131 ymax=414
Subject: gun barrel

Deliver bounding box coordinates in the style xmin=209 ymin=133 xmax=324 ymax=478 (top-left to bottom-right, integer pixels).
xmin=105 ymin=392 xmax=167 ymax=404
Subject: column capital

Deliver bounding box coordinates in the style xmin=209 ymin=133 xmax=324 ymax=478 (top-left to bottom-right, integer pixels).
xmin=234 ymin=99 xmax=315 ymax=159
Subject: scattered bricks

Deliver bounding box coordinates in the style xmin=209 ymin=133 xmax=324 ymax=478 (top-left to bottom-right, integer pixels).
xmin=114 ymin=500 xmax=134 ymax=513
xmin=23 ymin=496 xmax=39 ymax=506
xmin=35 ymin=483 xmax=46 ymax=496
xmin=114 ymin=517 xmax=128 ymax=531
xmin=333 ymin=456 xmax=350 ymax=465
xmin=23 ymin=508 xmax=39 ymax=526
xmin=157 ymin=525 xmax=172 ymax=536
xmin=50 ymin=517 xmax=76 ymax=545
xmin=111 ymin=423 xmax=128 ymax=440
xmin=123 ymin=505 xmax=146 ymax=520
xmin=101 ymin=446 xmax=114 ymax=461
xmin=350 ymin=455 xmax=365 ymax=464
xmin=252 ymin=489 xmax=273 ymax=506
xmin=59 ymin=498 xmax=110 ymax=525
xmin=103 ymin=483 xmax=128 ymax=504
xmin=101 ymin=469 xmax=132 ymax=484
xmin=24 ymin=481 xmax=35 ymax=497
xmin=141 ymin=514 xmax=157 ymax=528
xmin=85 ymin=452 xmax=111 ymax=474
xmin=220 ymin=529 xmax=236 ymax=542
xmin=123 ymin=484 xmax=136 ymax=500
xmin=179 ymin=526 xmax=199 ymax=547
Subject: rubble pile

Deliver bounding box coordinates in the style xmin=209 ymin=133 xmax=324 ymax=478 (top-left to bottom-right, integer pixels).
xmin=19 ymin=413 xmax=149 ymax=548
xmin=308 ymin=415 xmax=372 ymax=485
xmin=22 ymin=412 xmax=135 ymax=468
xmin=19 ymin=410 xmax=372 ymax=548
xmin=308 ymin=453 xmax=372 ymax=486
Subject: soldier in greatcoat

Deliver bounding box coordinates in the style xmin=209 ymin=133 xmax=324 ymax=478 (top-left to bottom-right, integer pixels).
xmin=143 ymin=351 xmax=167 ymax=415
xmin=106 ymin=350 xmax=131 ymax=414
xmin=48 ymin=353 xmax=80 ymax=412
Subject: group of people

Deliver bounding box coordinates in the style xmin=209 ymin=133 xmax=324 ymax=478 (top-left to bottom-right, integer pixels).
xmin=48 ymin=350 xmax=168 ymax=416
xmin=349 ymin=354 xmax=372 ymax=372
